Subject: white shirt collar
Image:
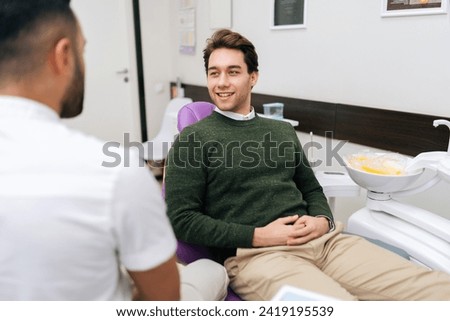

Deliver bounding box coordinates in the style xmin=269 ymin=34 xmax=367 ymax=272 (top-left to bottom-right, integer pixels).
xmin=0 ymin=96 xmax=59 ymax=122
xmin=214 ymin=106 xmax=255 ymax=121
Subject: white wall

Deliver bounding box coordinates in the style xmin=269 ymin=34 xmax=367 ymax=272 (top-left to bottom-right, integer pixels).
xmin=166 ymin=0 xmax=450 ymax=117
xmin=140 ymin=0 xmax=450 ymax=221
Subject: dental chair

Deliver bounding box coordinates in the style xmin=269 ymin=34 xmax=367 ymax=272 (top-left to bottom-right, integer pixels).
xmin=143 ymin=97 xmax=192 ymax=162
xmin=172 ymin=101 xmax=409 ymax=301
xmin=344 ymin=121 xmax=450 ymax=273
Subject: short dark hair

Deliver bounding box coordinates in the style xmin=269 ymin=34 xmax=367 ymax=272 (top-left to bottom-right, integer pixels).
xmin=203 ymin=29 xmax=259 ymax=74
xmin=0 ymin=0 xmax=77 ymax=82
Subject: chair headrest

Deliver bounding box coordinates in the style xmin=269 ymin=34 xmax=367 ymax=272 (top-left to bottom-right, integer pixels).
xmin=177 ymin=101 xmax=216 ymax=132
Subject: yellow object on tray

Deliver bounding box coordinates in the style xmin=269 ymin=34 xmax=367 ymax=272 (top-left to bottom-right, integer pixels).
xmin=346 ymin=152 xmax=407 ymax=176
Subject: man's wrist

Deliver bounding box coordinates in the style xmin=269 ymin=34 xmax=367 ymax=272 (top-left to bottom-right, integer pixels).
xmin=252 ymin=227 xmax=264 ymax=247
xmin=316 ymin=215 xmax=335 ymax=232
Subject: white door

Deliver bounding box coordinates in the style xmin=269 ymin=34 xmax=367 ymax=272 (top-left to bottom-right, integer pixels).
xmin=64 ymin=0 xmax=141 ymax=144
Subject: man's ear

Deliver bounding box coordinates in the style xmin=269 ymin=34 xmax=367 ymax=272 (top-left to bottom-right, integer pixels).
xmin=250 ymin=71 xmax=259 ymax=88
xmin=49 ymin=37 xmax=73 ymax=76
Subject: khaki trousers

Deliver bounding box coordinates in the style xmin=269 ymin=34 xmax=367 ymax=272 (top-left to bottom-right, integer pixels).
xmin=178 ymin=259 xmax=229 ymax=301
xmin=224 ymin=222 xmax=450 ymax=301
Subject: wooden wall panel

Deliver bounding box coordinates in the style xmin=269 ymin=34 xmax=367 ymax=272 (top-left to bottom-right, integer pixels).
xmin=335 ymin=105 xmax=449 ymax=155
xmin=251 ymin=94 xmax=336 ymax=136
xmin=177 ymin=83 xmax=450 ymax=156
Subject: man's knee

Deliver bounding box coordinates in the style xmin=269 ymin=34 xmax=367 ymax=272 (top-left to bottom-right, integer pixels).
xmin=179 ymin=259 xmax=229 ymax=300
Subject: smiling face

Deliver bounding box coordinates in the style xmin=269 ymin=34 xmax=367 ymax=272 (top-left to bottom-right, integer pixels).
xmin=206 ymin=48 xmax=258 ymax=115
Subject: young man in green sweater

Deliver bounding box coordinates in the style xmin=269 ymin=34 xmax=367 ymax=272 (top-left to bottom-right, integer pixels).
xmin=165 ymin=29 xmax=450 ymax=300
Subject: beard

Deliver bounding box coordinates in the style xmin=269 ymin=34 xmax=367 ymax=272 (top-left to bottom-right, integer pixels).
xmin=60 ymin=55 xmax=85 ymax=119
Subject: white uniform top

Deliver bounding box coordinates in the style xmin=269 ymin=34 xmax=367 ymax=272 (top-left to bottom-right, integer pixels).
xmin=0 ymin=96 xmax=177 ymax=300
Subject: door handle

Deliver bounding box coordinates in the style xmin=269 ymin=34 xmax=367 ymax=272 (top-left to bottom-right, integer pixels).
xmin=116 ymin=68 xmax=129 ymax=83
xmin=116 ymin=68 xmax=128 ymax=75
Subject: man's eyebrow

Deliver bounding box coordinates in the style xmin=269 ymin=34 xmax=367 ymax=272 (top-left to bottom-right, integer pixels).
xmin=208 ymin=65 xmax=242 ymax=71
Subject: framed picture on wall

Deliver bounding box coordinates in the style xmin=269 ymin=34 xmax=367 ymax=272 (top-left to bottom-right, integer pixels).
xmin=382 ymin=0 xmax=448 ymax=17
xmin=271 ymin=0 xmax=306 ymax=30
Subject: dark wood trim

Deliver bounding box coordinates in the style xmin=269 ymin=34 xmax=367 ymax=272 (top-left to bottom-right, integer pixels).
xmin=334 ymin=104 xmax=448 ymax=156
xmin=251 ymin=93 xmax=336 ymax=136
xmin=178 ymin=83 xmax=449 ymax=156
xmin=132 ymin=0 xmax=148 ymax=142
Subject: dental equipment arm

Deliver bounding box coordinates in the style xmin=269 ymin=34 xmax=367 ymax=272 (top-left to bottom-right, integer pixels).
xmin=366 ymin=198 xmax=450 ymax=243
xmin=433 ymin=119 xmax=450 ymax=153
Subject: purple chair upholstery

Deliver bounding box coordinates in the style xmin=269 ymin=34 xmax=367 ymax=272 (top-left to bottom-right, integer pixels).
xmin=177 ymin=101 xmax=216 ymax=132
xmin=175 ymin=101 xmax=242 ymax=301
xmin=176 ymin=239 xmax=212 ymax=264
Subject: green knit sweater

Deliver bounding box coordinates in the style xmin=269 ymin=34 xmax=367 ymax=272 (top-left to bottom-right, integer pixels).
xmin=166 ymin=112 xmax=332 ymax=262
